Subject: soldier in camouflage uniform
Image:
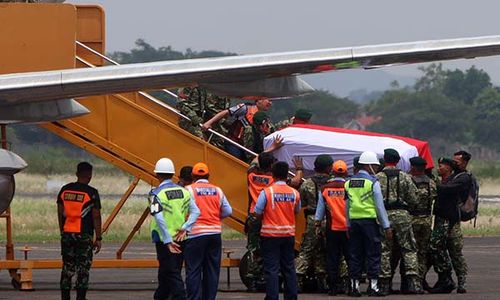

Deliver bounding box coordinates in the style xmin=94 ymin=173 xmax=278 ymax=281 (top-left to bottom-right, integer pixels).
xmin=376 ymin=149 xmax=421 ymax=295
xmin=274 ymin=109 xmax=312 ymax=130
xmin=295 ymin=154 xmax=332 ymax=292
xmin=408 ymin=156 xmax=437 ymax=289
xmin=429 ymin=155 xmax=470 ymax=294
xmin=241 ymin=111 xmax=281 ymax=160
xmin=176 ymin=87 xmax=230 ymax=147
xmin=57 ymin=162 xmax=102 ymax=300
xmin=244 ymin=153 xmax=276 ymax=291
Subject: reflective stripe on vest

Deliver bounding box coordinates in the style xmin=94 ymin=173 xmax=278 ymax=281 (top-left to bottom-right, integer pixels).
xmin=61 ymin=190 xmax=92 ymax=233
xmin=188 ymin=182 xmax=222 ymax=235
xmin=261 ymin=184 xmax=299 ymax=237
xmin=321 ymin=180 xmax=348 ymax=231
xmin=150 ymin=186 xmax=191 ymax=241
xmin=247 ymin=171 xmax=274 ymax=213
xmin=344 ymin=178 xmax=377 ymax=219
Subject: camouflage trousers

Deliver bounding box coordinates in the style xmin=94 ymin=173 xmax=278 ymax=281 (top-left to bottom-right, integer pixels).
xmin=295 ymin=215 xmax=326 ymax=276
xmin=429 ymin=217 xmax=468 ymax=277
xmin=412 ymin=215 xmax=432 ymax=279
xmin=178 ymin=117 xmax=204 ymax=139
xmin=381 ymin=210 xmax=419 ymax=279
xmin=245 ymin=216 xmax=264 ymax=282
xmin=60 ymin=233 xmax=93 ymax=291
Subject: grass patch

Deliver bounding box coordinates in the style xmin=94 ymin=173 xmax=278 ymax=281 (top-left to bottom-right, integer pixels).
xmin=1 ymin=197 xmax=245 ymax=243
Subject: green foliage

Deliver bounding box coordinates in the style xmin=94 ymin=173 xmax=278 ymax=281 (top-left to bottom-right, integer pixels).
xmin=109 ymin=39 xmax=236 ymax=64
xmin=271 ymin=90 xmax=359 ymax=127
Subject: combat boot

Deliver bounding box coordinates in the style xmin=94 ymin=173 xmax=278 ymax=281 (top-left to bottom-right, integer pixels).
xmin=402 ymin=275 xmax=423 ymax=294
xmin=429 ymin=272 xmax=455 ymax=294
xmin=61 ymin=289 xmax=71 ymax=300
xmin=316 ymin=274 xmax=329 ymax=293
xmin=457 ymin=275 xmax=467 ymax=294
xmin=348 ymin=279 xmax=362 ymax=297
xmin=366 ymin=279 xmax=385 ymax=297
xmin=377 ymin=278 xmax=391 ymax=296
xmin=76 ymin=288 xmax=87 ymax=300
xmin=335 ymin=277 xmax=349 ymax=295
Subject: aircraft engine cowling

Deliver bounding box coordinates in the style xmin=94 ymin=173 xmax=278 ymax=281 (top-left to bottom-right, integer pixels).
xmin=0 ymin=149 xmax=27 ymax=214
xmin=0 ymin=174 xmax=15 ymax=214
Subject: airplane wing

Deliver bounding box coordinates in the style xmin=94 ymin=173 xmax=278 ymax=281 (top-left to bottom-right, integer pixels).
xmin=1 ymin=35 xmax=500 ymax=106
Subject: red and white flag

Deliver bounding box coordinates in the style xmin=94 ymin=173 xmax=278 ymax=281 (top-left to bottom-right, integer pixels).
xmin=264 ymin=124 xmax=434 ymax=173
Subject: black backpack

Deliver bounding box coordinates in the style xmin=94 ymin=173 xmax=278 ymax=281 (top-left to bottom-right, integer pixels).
xmin=456 ymin=172 xmax=479 ymax=225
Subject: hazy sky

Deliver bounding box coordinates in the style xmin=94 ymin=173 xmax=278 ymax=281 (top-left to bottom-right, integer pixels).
xmin=69 ymin=0 xmax=500 ymax=92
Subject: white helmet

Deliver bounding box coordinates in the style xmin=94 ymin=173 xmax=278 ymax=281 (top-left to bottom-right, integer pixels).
xmin=154 ymin=158 xmax=175 ymax=174
xmin=358 ymin=151 xmax=380 ymax=165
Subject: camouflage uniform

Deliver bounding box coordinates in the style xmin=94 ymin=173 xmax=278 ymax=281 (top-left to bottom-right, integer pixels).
xmin=376 ymin=167 xmax=419 ymax=287
xmin=409 ymin=174 xmax=437 ymax=280
xmin=177 ymin=87 xmax=230 ymax=147
xmin=295 ymin=175 xmax=329 ymax=290
xmin=429 ymin=217 xmax=466 ymax=276
xmin=245 ymin=216 xmax=265 ymax=287
xmin=60 ymin=233 xmax=93 ymax=291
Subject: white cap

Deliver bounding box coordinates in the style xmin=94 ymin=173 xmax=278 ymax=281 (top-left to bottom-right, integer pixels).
xmin=358 ymin=151 xmax=380 ymax=165
xmin=154 ymin=158 xmax=175 ymax=174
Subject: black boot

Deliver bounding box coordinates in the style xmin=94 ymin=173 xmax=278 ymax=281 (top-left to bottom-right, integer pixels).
xmin=367 ymin=279 xmax=385 ymax=297
xmin=403 ymin=275 xmax=423 ymax=294
xmin=76 ymin=288 xmax=87 ymax=300
xmin=335 ymin=277 xmax=349 ymax=295
xmin=400 ymin=276 xmax=408 ymax=294
xmin=457 ymin=275 xmax=467 ymax=294
xmin=378 ymin=278 xmax=391 ymax=296
xmin=348 ymin=279 xmax=362 ymax=297
xmin=61 ymin=289 xmax=71 ymax=300
xmin=429 ymin=272 xmax=455 ymax=294
xmin=316 ymin=274 xmax=329 ymax=293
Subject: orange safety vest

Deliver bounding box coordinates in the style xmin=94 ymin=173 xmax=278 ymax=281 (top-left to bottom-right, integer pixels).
xmin=188 ymin=181 xmax=223 ymax=235
xmin=321 ymin=180 xmax=348 ymax=231
xmin=247 ymin=171 xmax=274 ymax=213
xmin=261 ymin=184 xmax=300 ymax=237
xmin=60 ymin=189 xmax=92 ymax=233
xmin=229 ymin=104 xmax=259 ymax=141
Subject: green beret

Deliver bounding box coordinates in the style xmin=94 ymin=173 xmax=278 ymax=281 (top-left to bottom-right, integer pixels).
xmin=294 ymin=109 xmax=312 ymax=121
xmin=253 ymin=111 xmax=269 ymax=125
xmin=353 ymin=156 xmax=360 ymax=168
xmin=314 ymin=154 xmax=334 ymax=169
xmin=384 ymin=148 xmax=400 ymax=163
xmin=438 ymin=157 xmax=455 ymax=167
xmin=410 ymin=156 xmax=427 ymax=167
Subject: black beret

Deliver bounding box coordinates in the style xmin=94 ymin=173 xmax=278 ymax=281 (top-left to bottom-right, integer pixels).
xmin=410 ymin=156 xmax=427 ymax=167
xmin=438 ymin=157 xmax=455 ymax=167
xmin=384 ymin=148 xmax=400 ymax=163
xmin=294 ymin=109 xmax=313 ymax=121
xmin=314 ymin=154 xmax=334 ymax=168
xmin=353 ymin=156 xmax=360 ymax=168
xmin=253 ymin=111 xmax=269 ymax=125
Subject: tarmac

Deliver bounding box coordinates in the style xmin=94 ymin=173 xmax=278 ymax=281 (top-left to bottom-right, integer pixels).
xmin=0 ymin=237 xmax=499 ymax=299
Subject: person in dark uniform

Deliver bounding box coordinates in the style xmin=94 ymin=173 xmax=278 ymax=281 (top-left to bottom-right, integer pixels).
xmin=57 ymin=162 xmax=102 ymax=300
xmin=178 ymin=165 xmax=193 ymax=187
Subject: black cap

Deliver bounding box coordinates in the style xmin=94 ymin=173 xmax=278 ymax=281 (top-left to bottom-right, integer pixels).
xmin=384 ymin=148 xmax=400 ymax=163
xmin=410 ymin=156 xmax=427 ymax=167
xmin=314 ymin=154 xmax=334 ymax=169
xmin=438 ymin=157 xmax=456 ymax=167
